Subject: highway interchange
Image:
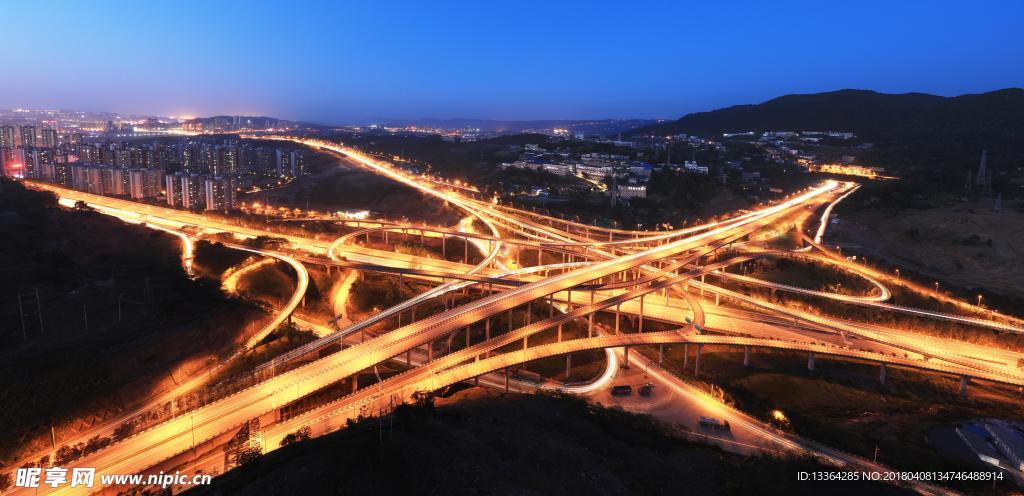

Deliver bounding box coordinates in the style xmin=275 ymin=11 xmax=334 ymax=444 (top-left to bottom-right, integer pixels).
xmin=10 ymin=136 xmax=1024 ymax=495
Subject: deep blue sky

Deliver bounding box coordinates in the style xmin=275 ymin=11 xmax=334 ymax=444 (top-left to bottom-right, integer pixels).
xmin=3 ymin=0 xmax=1022 ymax=123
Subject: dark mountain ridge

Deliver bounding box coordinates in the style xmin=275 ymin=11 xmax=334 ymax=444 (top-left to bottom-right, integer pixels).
xmin=630 ymin=88 xmax=1024 ymax=141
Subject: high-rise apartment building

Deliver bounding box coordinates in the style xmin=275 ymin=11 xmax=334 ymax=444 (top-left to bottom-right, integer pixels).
xmin=204 ymin=176 xmax=237 ymax=211
xmin=0 ymin=126 xmax=15 ymax=148
xmin=19 ymin=126 xmax=36 ymax=148
xmin=42 ymin=128 xmax=57 ymax=148
xmin=129 ymin=169 xmax=164 ymax=199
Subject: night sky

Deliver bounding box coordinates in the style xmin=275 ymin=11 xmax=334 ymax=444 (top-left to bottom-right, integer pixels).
xmin=3 ymin=0 xmax=1022 ymax=122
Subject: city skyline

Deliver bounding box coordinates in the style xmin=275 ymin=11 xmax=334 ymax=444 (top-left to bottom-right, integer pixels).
xmin=2 ymin=0 xmax=1023 ymax=123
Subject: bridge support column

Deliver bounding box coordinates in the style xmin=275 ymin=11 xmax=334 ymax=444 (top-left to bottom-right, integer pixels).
xmin=638 ymin=294 xmax=645 ymax=333
xmin=959 ymin=376 xmax=969 ymax=398
xmin=659 ymin=344 xmax=664 ymax=365
xmin=427 ymin=342 xmax=432 ymax=363
xmin=743 ymin=346 xmax=750 ymax=366
xmin=464 ymin=236 xmax=468 ymax=264
xmin=715 ymin=293 xmax=720 ymax=306
xmin=406 ymin=349 xmax=411 ymax=367
xmin=565 ymin=354 xmax=572 ymax=379
xmin=694 ymin=344 xmax=702 ymax=377
xmin=557 ymin=323 xmax=562 ymax=342
xmin=879 ymin=363 xmax=887 ymax=385
xmin=623 ymin=346 xmax=630 ymax=369
xmin=615 ymin=303 xmax=621 ymax=334
xmin=352 ymin=373 xmax=358 ymax=393
xmin=508 ymin=309 xmax=514 ymax=331
xmin=683 ymin=344 xmax=689 ymax=369
xmin=466 ymin=326 xmax=470 ymax=348
xmin=588 ymin=314 xmax=594 ymax=338
xmin=807 ymin=352 xmax=815 ymax=371
xmin=505 ymin=368 xmax=510 ymax=392
xmin=442 ymin=234 xmax=446 ymax=259
xmin=665 ymin=289 xmax=670 ymax=307
xmin=700 ymin=274 xmax=705 ymax=297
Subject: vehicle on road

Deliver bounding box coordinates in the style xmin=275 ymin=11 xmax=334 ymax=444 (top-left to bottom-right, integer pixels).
xmin=638 ymin=383 xmax=654 ymax=396
xmin=611 ymin=385 xmax=632 ymax=396
xmin=699 ymin=416 xmax=731 ymax=431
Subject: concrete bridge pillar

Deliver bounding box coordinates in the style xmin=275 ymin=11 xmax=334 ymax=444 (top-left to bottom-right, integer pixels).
xmin=588 ymin=313 xmax=594 ymax=337
xmin=565 ymin=354 xmax=572 ymax=379
xmin=743 ymin=346 xmax=750 ymax=366
xmin=638 ymin=294 xmax=645 ymax=333
xmin=715 ymin=293 xmax=720 ymax=306
xmin=557 ymin=323 xmax=562 ymax=342
xmin=694 ymin=344 xmax=702 ymax=377
xmin=505 ymin=368 xmax=510 ymax=392
xmin=659 ymin=344 xmax=665 ymax=365
xmin=683 ymin=344 xmax=689 ymax=369
xmin=615 ymin=303 xmax=621 ymax=334
xmin=807 ymin=352 xmax=816 ymax=371
xmin=879 ymin=363 xmax=887 ymax=385
xmin=960 ymin=376 xmax=969 ymax=398
xmin=623 ymin=346 xmax=630 ymax=369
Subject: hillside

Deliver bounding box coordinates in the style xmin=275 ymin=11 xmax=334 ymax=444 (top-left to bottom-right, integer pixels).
xmin=187 ymin=390 xmax=911 ymax=496
xmin=0 ymin=179 xmax=259 ymax=463
xmin=630 ymin=88 xmax=1024 ymax=140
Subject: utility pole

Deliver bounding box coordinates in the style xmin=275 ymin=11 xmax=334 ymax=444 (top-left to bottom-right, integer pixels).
xmin=35 ymin=288 xmax=43 ymax=333
xmin=18 ymin=291 xmax=27 ymax=341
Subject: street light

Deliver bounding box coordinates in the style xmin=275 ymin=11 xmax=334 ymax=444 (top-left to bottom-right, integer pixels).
xmin=934 ymin=282 xmax=940 ymax=292
xmin=977 ymin=294 xmax=983 ymax=306
xmin=894 ymin=268 xmax=900 ymax=280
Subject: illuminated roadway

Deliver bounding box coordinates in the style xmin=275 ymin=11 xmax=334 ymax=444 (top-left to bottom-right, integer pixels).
xmin=15 ymin=139 xmax=1022 ymax=496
